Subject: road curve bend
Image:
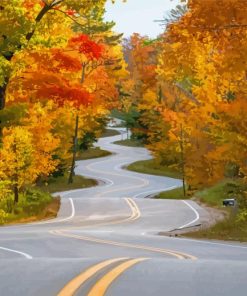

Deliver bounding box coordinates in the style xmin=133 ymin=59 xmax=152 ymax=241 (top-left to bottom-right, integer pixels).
xmin=0 ymin=129 xmax=247 ymax=296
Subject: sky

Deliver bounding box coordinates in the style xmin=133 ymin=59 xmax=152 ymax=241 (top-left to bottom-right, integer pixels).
xmin=105 ymin=0 xmax=181 ymax=38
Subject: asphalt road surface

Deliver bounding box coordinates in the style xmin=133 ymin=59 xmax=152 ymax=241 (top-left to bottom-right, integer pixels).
xmin=0 ymin=129 xmax=247 ymax=296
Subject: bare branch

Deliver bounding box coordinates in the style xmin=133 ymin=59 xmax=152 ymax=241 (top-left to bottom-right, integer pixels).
xmin=175 ymin=82 xmax=200 ymax=105
xmin=50 ymin=8 xmax=86 ymax=27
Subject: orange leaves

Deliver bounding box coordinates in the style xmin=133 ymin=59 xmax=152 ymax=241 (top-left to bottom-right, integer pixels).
xmin=9 ymin=33 xmax=111 ymax=109
xmin=23 ymin=0 xmax=44 ymax=9
xmin=162 ymin=108 xmax=178 ymax=124
xmin=66 ymin=9 xmax=76 ymax=16
xmin=9 ymin=47 xmax=92 ymax=108
xmin=22 ymin=71 xmax=92 ymax=108
xmin=38 ymin=83 xmax=92 ymax=108
xmin=69 ymin=34 xmax=104 ymax=60
xmin=148 ymin=0 xmax=247 ymax=188
xmin=51 ymin=49 xmax=82 ymax=72
xmin=126 ymin=34 xmax=158 ymax=89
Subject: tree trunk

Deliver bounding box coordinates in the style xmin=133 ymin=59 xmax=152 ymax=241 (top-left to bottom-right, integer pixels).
xmin=0 ymin=83 xmax=7 ymax=139
xmin=25 ymin=3 xmax=52 ymax=41
xmin=68 ymin=114 xmax=79 ymax=184
xmin=80 ymin=63 xmax=86 ymax=84
xmin=14 ymin=184 xmax=19 ymax=204
xmin=0 ymin=83 xmax=7 ymax=110
xmin=179 ymin=124 xmax=186 ymax=198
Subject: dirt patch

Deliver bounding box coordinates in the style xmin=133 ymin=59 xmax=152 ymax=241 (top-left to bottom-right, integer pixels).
xmin=159 ymin=200 xmax=228 ymax=237
xmin=193 ymin=198 xmax=228 ymax=228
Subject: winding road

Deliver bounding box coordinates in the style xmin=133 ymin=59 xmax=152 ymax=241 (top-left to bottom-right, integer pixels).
xmin=0 ymin=129 xmax=247 ymax=296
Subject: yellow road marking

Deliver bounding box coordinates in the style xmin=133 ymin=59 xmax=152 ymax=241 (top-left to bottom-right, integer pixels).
xmin=51 ymin=197 xmax=196 ymax=261
xmin=52 ymin=231 xmax=197 ymax=260
xmin=125 ymin=198 xmax=141 ymax=222
xmin=57 ymin=258 xmax=128 ymax=296
xmin=87 ymin=258 xmax=148 ymax=296
xmin=51 ymin=197 xmax=141 ymax=234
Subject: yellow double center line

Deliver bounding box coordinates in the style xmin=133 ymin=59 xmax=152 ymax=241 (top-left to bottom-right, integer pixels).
xmin=51 ymin=197 xmax=196 ymax=260
xmin=58 ymin=257 xmax=148 ymax=296
xmin=55 ymin=196 xmax=197 ymax=295
xmin=52 ymin=230 xmax=196 ymax=260
xmin=53 ymin=197 xmax=140 ymax=232
xmin=125 ymin=197 xmax=141 ymax=222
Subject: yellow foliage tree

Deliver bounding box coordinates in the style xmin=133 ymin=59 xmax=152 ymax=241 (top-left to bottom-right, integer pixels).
xmin=0 ymin=126 xmax=35 ymax=203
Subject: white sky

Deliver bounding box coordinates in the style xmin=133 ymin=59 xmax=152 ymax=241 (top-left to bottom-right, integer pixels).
xmin=105 ymin=0 xmax=181 ymax=38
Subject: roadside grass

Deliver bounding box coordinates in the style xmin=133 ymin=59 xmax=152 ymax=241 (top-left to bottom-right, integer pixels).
xmin=194 ymin=179 xmax=244 ymax=208
xmin=185 ymin=216 xmax=247 ymax=242
xmin=76 ymin=147 xmax=111 ymax=161
xmin=156 ymin=187 xmax=189 ymax=200
xmin=185 ymin=179 xmax=247 ymax=242
xmin=127 ymin=159 xmax=182 ymax=179
xmin=38 ymin=174 xmax=97 ymax=194
xmin=0 ymin=189 xmax=60 ymax=225
xmin=101 ymin=129 xmax=120 ymax=138
xmin=114 ymin=139 xmax=144 ymax=147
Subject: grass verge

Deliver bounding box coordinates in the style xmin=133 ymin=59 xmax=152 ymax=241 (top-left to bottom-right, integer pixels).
xmin=101 ymin=129 xmax=120 ymax=138
xmin=185 ymin=217 xmax=247 ymax=242
xmin=185 ymin=179 xmax=247 ymax=242
xmin=127 ymin=159 xmax=183 ymax=199
xmin=194 ymin=179 xmax=242 ymax=207
xmin=114 ymin=139 xmax=144 ymax=147
xmin=1 ymin=189 xmax=60 ymax=225
xmin=76 ymin=147 xmax=111 ymax=161
xmin=156 ymin=187 xmax=188 ymax=200
xmin=127 ymin=159 xmax=182 ymax=179
xmin=38 ymin=174 xmax=97 ymax=194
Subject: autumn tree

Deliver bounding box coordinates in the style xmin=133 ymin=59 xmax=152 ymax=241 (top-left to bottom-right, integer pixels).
xmin=0 ymin=0 xmax=113 ymax=114
xmin=0 ymin=0 xmax=126 ymax=199
xmin=120 ymin=0 xmax=246 ymax=194
xmin=0 ymin=127 xmax=35 ymax=203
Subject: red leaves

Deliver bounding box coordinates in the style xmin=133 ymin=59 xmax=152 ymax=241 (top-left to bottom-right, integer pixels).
xmin=13 ymin=50 xmax=92 ymax=108
xmin=25 ymin=71 xmax=92 ymax=108
xmin=69 ymin=34 xmax=104 ymax=60
xmin=66 ymin=9 xmax=76 ymax=16
xmin=10 ymin=33 xmax=106 ymax=109
xmin=23 ymin=0 xmax=44 ymax=9
xmin=51 ymin=49 xmax=81 ymax=72
xmin=40 ymin=84 xmax=92 ymax=108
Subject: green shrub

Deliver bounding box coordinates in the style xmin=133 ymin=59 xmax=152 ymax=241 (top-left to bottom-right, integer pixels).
xmin=21 ymin=188 xmax=52 ymax=215
xmin=25 ymin=188 xmax=51 ymax=203
xmin=237 ymin=210 xmax=247 ymax=223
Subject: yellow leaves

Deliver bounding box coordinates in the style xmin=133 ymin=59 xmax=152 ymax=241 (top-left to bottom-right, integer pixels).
xmin=0 ymin=181 xmax=12 ymax=203
xmin=121 ymin=97 xmax=133 ymax=113
xmin=0 ymin=209 xmax=9 ymax=225
xmin=22 ymin=102 xmax=61 ymax=174
xmin=0 ymin=102 xmax=63 ymax=190
xmin=138 ymin=90 xmax=158 ymax=111
xmin=0 ymin=126 xmax=36 ymax=188
xmin=0 ymin=57 xmax=11 ymax=86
